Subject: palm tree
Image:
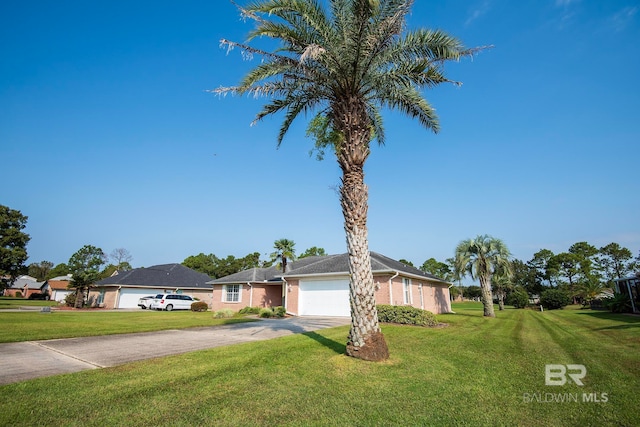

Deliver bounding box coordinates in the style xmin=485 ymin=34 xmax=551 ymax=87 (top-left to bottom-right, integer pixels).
xmin=215 ymin=0 xmax=479 ymax=360
xmin=578 ymin=278 xmax=605 ymax=307
xmin=492 ymin=268 xmax=513 ymax=311
xmin=270 ymin=238 xmax=297 ymax=273
xmin=455 ymin=235 xmax=512 ymax=317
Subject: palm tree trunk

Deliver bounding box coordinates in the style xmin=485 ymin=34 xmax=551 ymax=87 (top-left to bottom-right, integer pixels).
xmin=341 ymin=166 xmax=389 ymax=361
xmin=74 ymin=288 xmax=84 ymax=308
xmin=479 ymin=276 xmax=496 ymax=317
xmin=498 ymin=292 xmax=505 ymax=310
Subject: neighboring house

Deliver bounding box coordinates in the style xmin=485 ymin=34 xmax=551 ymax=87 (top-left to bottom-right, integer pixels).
xmin=208 ymin=252 xmax=452 ymax=316
xmin=3 ymin=275 xmax=47 ymax=298
xmin=614 ymin=274 xmax=640 ymax=313
xmin=46 ymin=275 xmax=74 ymax=302
xmin=92 ymin=264 xmax=214 ymax=309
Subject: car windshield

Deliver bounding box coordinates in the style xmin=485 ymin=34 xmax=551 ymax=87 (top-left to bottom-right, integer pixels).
xmin=155 ymin=294 xmax=164 ymax=299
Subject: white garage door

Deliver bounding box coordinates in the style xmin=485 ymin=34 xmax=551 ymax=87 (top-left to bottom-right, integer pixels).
xmin=299 ymin=280 xmax=350 ymax=317
xmin=118 ymin=289 xmax=158 ymax=309
xmin=53 ymin=290 xmax=73 ymax=303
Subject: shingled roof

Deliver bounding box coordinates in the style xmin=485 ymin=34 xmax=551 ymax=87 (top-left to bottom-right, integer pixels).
xmin=207 ymin=256 xmax=325 ymax=284
xmin=9 ymin=275 xmax=45 ymax=290
xmin=208 ymin=252 xmax=447 ymax=284
xmin=95 ymin=264 xmax=213 ymax=289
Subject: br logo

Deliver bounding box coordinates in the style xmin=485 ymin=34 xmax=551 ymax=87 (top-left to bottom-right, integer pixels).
xmin=545 ymin=364 xmax=586 ymax=386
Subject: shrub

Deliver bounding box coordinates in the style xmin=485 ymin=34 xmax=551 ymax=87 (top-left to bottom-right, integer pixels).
xmin=603 ymin=293 xmax=632 ymax=313
xmin=213 ymin=309 xmax=234 ymax=318
xmin=259 ymin=308 xmax=274 ymax=318
xmin=540 ymin=289 xmax=571 ymax=310
xmin=238 ymin=306 xmax=261 ymax=315
xmin=256 ymin=306 xmax=287 ymax=318
xmin=377 ymin=305 xmax=438 ymax=327
xmin=28 ymin=293 xmax=48 ymax=300
xmin=15 ymin=291 xmax=22 ymax=298
xmin=190 ymin=301 xmax=208 ymax=312
xmin=64 ymin=293 xmax=76 ymax=307
xmin=506 ymin=290 xmax=529 ymax=309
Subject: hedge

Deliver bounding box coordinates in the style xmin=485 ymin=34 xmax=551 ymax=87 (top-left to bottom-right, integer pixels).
xmin=377 ymin=305 xmax=438 ymax=327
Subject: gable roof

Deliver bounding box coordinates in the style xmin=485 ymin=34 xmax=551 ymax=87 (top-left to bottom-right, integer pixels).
xmin=207 ymin=256 xmax=325 ymax=284
xmin=95 ymin=264 xmax=213 ymax=289
xmin=45 ymin=275 xmax=73 ymax=290
xmin=208 ymin=252 xmax=448 ymax=284
xmin=9 ymin=275 xmax=46 ymax=290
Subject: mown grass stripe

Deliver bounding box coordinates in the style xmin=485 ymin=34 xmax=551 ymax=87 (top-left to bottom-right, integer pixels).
xmin=0 ymin=303 xmax=638 ymax=426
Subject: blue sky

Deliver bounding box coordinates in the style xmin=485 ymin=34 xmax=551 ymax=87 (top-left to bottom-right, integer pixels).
xmin=1 ymin=0 xmax=638 ymax=274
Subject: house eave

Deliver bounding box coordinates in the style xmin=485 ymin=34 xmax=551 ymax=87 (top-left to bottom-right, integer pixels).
xmin=280 ymin=269 xmax=450 ymax=285
xmin=94 ymin=284 xmax=213 ymax=289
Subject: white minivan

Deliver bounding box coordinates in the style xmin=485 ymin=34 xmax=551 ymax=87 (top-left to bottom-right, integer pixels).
xmin=149 ymin=294 xmax=195 ymax=311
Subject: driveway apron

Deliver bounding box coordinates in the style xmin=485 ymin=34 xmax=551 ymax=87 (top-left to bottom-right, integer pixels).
xmin=0 ymin=317 xmax=349 ymax=385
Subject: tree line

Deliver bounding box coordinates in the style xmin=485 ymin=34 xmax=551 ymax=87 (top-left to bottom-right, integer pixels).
xmin=4 ymin=203 xmax=638 ymax=315
xmin=182 ymin=240 xmax=327 ymax=279
xmin=418 ymin=237 xmax=639 ymax=316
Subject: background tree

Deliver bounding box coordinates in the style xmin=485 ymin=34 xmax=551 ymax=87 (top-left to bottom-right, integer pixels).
xmin=0 ymin=205 xmax=30 ymax=292
xmin=551 ymin=252 xmax=581 ymax=304
xmin=510 ymin=259 xmax=539 ymax=296
xmin=216 ymin=0 xmax=476 ymax=361
xmin=569 ymin=241 xmax=599 ymax=286
xmin=109 ymin=248 xmax=133 ymax=271
xmin=100 ymin=264 xmax=122 ymax=279
xmin=270 ymin=239 xmax=296 ymax=273
xmin=527 ymin=249 xmax=556 ymax=287
xmin=506 ymin=287 xmax=529 ymax=308
xmin=47 ymin=263 xmax=69 ymax=279
xmin=461 ymin=285 xmax=482 ymax=300
xmin=596 ymin=243 xmax=634 ymax=286
xmin=455 ymin=235 xmax=512 ymax=317
xmin=68 ymin=245 xmax=106 ymax=308
xmin=398 ymin=259 xmax=414 ymax=267
xmin=420 ymin=257 xmax=453 ymax=281
xmin=183 ymin=251 xmax=265 ymax=278
xmin=183 ymin=253 xmax=218 ymax=277
xmin=299 ymin=247 xmax=327 ymax=258
xmin=27 ymin=261 xmax=54 ymax=281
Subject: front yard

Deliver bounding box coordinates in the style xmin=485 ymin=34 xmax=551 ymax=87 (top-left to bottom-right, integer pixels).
xmin=0 ymin=309 xmax=255 ymax=343
xmin=0 ymin=303 xmax=638 ymax=426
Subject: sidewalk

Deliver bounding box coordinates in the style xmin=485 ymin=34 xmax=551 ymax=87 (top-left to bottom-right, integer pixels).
xmin=0 ymin=316 xmax=350 ymax=385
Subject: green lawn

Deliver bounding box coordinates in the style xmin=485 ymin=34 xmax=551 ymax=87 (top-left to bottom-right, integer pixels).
xmin=0 ymin=303 xmax=638 ymax=426
xmin=0 ymin=296 xmax=59 ymax=309
xmin=0 ymin=310 xmax=256 ymax=343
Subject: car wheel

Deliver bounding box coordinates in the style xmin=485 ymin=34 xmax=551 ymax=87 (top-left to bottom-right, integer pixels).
xmin=166 ymin=304 xmax=173 ymax=311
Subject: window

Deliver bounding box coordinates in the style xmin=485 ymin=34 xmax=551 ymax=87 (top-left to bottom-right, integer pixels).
xmin=223 ymin=284 xmax=242 ymax=303
xmin=97 ymin=289 xmax=105 ymax=304
xmin=403 ymin=278 xmax=412 ymax=304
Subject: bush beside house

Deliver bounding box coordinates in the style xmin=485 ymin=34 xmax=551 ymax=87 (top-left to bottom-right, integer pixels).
xmin=377 ymin=305 xmax=438 ymax=327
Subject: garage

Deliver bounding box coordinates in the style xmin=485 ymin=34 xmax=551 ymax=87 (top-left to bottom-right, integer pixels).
xmin=117 ymin=288 xmax=158 ymax=309
xmin=298 ymin=279 xmax=350 ymax=317
xmin=52 ymin=290 xmax=73 ymax=303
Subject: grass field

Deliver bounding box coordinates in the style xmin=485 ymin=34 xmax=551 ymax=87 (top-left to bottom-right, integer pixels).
xmin=0 ymin=310 xmax=256 ymax=343
xmin=0 ymin=302 xmax=638 ymax=426
xmin=0 ymin=296 xmax=59 ymax=309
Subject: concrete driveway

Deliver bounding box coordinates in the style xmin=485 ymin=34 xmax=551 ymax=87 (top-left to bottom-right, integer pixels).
xmin=0 ymin=316 xmax=350 ymax=385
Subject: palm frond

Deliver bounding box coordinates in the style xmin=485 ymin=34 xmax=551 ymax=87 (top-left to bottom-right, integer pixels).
xmin=216 ymin=0 xmax=482 ymax=149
